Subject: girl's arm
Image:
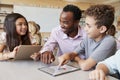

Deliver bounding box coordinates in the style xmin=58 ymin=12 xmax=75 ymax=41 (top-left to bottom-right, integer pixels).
xmin=0 ymin=44 xmax=18 ymax=60
xmin=0 ymin=52 xmax=11 ymax=60
xmin=0 ymin=44 xmax=5 ymax=52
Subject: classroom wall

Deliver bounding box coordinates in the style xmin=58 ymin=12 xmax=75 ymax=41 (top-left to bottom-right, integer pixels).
xmin=14 ymin=5 xmax=62 ymax=32
xmin=2 ymin=0 xmax=92 ymax=32
xmin=1 ymin=0 xmax=92 ymax=10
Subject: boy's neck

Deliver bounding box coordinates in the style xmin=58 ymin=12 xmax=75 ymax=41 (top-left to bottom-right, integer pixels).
xmin=94 ymin=33 xmax=106 ymax=42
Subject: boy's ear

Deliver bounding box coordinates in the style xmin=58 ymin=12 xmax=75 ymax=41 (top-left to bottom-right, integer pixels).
xmin=100 ymin=26 xmax=107 ymax=33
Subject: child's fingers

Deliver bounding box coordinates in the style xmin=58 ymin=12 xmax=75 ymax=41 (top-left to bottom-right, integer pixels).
xmin=30 ymin=54 xmax=35 ymax=59
xmin=58 ymin=57 xmax=68 ymax=66
xmin=99 ymin=70 xmax=106 ymax=80
xmin=62 ymin=60 xmax=69 ymax=66
xmin=14 ymin=45 xmax=22 ymax=52
xmin=31 ymin=53 xmax=40 ymax=61
xmin=14 ymin=47 xmax=18 ymax=51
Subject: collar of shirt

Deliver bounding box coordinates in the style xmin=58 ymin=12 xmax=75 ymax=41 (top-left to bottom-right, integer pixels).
xmin=60 ymin=26 xmax=83 ymax=40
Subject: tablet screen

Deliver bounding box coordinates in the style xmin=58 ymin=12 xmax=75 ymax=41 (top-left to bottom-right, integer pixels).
xmin=38 ymin=65 xmax=80 ymax=76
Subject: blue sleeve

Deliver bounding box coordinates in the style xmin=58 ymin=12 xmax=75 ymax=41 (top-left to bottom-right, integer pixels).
xmin=99 ymin=50 xmax=120 ymax=74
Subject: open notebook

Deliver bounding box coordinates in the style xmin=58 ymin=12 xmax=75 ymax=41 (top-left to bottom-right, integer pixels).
xmin=38 ymin=64 xmax=80 ymax=76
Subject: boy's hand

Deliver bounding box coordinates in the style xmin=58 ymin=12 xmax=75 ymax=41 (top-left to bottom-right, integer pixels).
xmin=89 ymin=69 xmax=106 ymax=80
xmin=31 ymin=52 xmax=40 ymax=61
xmin=58 ymin=53 xmax=71 ymax=66
xmin=40 ymin=51 xmax=55 ymax=64
xmin=58 ymin=52 xmax=77 ymax=66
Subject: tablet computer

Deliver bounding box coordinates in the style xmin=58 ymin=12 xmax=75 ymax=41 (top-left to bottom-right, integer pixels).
xmin=38 ymin=64 xmax=80 ymax=76
xmin=14 ymin=45 xmax=42 ymax=60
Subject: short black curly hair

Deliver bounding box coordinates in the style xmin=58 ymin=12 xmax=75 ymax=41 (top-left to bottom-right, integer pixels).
xmin=63 ymin=4 xmax=82 ymax=21
xmin=85 ymin=4 xmax=115 ymax=30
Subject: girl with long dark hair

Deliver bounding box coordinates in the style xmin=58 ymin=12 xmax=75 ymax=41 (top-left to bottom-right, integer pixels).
xmin=0 ymin=13 xmax=31 ymax=60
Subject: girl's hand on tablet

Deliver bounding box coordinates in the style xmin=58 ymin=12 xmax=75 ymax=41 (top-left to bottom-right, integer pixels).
xmin=10 ymin=46 xmax=19 ymax=58
xmin=30 ymin=52 xmax=41 ymax=61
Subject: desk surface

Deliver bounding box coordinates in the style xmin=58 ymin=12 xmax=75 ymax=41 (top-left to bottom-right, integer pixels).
xmin=0 ymin=60 xmax=118 ymax=80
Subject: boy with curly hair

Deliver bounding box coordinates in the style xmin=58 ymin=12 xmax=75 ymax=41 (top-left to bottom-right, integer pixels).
xmin=58 ymin=4 xmax=116 ymax=71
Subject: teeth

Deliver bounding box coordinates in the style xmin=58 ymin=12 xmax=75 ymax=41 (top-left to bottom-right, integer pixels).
xmin=21 ymin=30 xmax=26 ymax=33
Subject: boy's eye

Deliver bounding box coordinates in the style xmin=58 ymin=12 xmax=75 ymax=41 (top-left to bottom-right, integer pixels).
xmin=88 ymin=25 xmax=91 ymax=28
xmin=85 ymin=23 xmax=91 ymax=28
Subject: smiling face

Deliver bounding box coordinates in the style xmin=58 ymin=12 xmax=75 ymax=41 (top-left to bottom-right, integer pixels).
xmin=15 ymin=18 xmax=28 ymax=36
xmin=59 ymin=11 xmax=78 ymax=35
xmin=84 ymin=16 xmax=106 ymax=41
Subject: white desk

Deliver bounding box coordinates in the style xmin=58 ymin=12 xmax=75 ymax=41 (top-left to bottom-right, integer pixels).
xmin=0 ymin=60 xmax=118 ymax=80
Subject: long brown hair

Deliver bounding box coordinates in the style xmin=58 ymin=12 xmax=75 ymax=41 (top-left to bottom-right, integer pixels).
xmin=4 ymin=13 xmax=31 ymax=51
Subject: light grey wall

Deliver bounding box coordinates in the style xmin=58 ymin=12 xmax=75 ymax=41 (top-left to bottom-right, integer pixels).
xmin=14 ymin=5 xmax=62 ymax=32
